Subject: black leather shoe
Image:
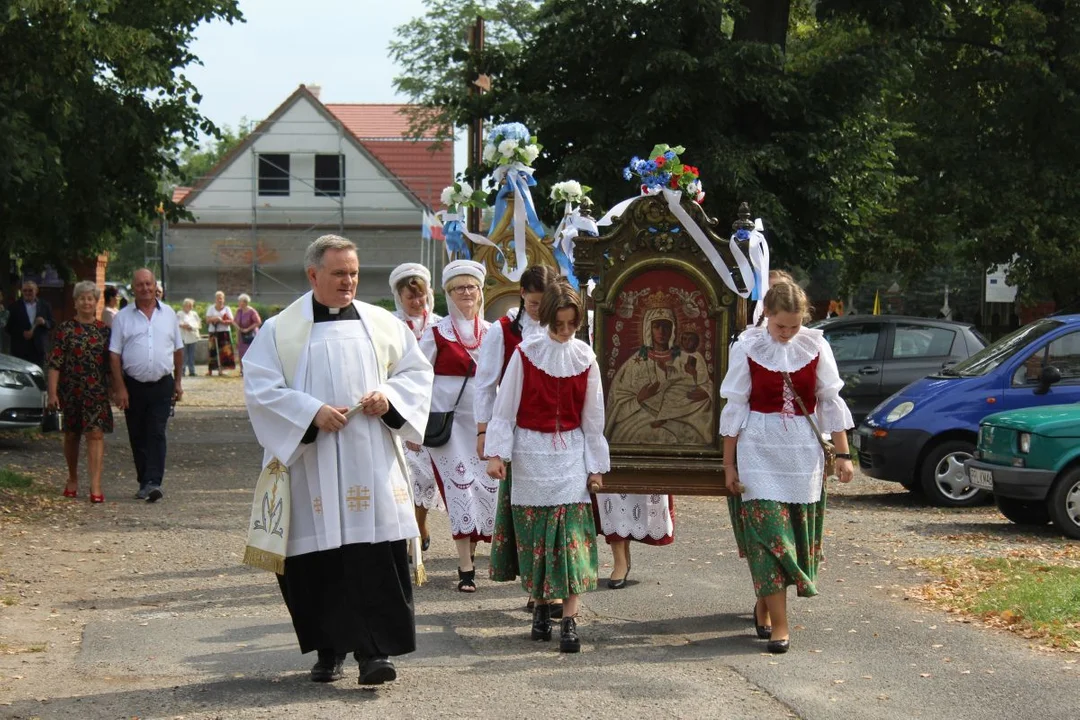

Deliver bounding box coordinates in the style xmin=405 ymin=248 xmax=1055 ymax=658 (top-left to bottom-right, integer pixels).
xmin=358 ymin=655 xmax=396 ymax=685
xmin=531 ymin=602 xmax=552 ymax=641
xmin=310 ymin=650 xmax=345 ymax=682
xmin=607 ymin=564 xmax=631 ymax=590
xmin=767 ymin=638 xmax=790 ymax=654
xmin=559 ymin=616 xmax=580 ymax=653
xmin=421 ymin=536 xmax=431 ymax=552
xmin=549 ymin=600 xmax=564 ymax=619
xmin=753 ymin=603 xmax=772 ymax=640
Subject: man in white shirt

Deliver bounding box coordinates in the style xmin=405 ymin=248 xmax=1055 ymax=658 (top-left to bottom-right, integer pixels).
xmin=109 ymin=268 xmax=184 ymax=502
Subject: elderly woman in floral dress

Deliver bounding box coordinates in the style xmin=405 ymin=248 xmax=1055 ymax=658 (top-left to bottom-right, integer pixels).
xmin=47 ymin=281 xmax=113 ymax=503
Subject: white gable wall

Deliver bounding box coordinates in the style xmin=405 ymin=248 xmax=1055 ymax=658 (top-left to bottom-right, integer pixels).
xmin=184 ymin=96 xmax=420 ymax=226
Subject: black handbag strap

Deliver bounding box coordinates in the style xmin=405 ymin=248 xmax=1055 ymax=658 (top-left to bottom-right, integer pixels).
xmin=781 ymin=371 xmax=831 ymax=452
xmin=449 ymin=361 xmax=474 ymax=411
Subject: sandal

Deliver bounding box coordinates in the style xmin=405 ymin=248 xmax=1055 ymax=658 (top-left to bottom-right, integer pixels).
xmin=457 ymin=568 xmax=476 ymax=593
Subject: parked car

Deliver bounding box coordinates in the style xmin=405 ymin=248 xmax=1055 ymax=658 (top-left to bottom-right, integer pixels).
xmin=809 ymin=315 xmax=986 ymax=424
xmin=964 ymin=405 xmax=1080 ymax=538
xmin=854 ymin=315 xmax=1080 ymax=507
xmin=0 ymin=354 xmax=47 ymax=430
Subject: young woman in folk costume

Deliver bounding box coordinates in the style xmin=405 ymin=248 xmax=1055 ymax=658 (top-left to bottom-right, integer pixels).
xmin=720 ymin=282 xmax=855 ymax=654
xmin=474 ymin=265 xmax=563 ymax=610
xmin=485 ymin=282 xmax=607 ymax=653
xmin=419 ymin=260 xmax=494 ymax=592
xmin=389 ymin=263 xmax=444 ymax=552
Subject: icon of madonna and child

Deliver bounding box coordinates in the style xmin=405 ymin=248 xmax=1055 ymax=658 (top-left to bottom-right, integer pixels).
xmin=603 ymin=273 xmax=717 ymax=447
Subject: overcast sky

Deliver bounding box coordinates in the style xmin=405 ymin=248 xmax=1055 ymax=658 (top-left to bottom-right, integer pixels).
xmin=185 ymin=0 xmax=465 ymax=169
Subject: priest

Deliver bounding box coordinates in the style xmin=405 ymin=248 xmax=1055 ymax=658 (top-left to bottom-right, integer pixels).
xmin=243 ymin=235 xmax=433 ymax=685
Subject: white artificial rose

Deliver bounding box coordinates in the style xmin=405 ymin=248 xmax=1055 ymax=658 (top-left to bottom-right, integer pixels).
xmin=563 ymin=179 xmax=582 ymax=197
xmin=498 ymin=139 xmax=518 ymax=158
xmin=523 ymin=144 xmax=540 ymax=164
xmin=483 ymin=144 xmax=497 ymax=162
xmin=440 ymin=186 xmax=455 ymax=206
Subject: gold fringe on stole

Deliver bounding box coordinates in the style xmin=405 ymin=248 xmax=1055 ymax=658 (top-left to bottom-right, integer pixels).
xmin=243 ymin=546 xmax=285 ymax=575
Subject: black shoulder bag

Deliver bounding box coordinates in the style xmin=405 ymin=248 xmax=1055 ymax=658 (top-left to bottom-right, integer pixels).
xmin=423 ymin=361 xmax=473 ymax=448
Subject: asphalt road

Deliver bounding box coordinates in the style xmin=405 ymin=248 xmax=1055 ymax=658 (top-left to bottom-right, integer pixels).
xmin=0 ymin=379 xmax=1077 ymax=719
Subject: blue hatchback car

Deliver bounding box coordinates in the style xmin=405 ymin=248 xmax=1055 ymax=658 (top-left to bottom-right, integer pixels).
xmin=855 ymin=315 xmax=1080 ymax=507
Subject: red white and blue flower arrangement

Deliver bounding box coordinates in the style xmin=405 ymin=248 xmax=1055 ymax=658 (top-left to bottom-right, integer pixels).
xmin=622 ymin=144 xmax=705 ymax=203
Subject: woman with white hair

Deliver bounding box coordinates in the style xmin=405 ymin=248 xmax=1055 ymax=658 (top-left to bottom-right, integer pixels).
xmin=389 ymin=263 xmax=443 ymax=550
xmin=205 ymin=291 xmax=235 ymax=375
xmin=177 ymin=299 xmax=201 ymax=377
xmin=235 ymin=293 xmax=262 ymax=376
xmin=418 ymin=259 xmax=493 ymax=592
xmin=46 ymin=281 xmax=113 ymax=503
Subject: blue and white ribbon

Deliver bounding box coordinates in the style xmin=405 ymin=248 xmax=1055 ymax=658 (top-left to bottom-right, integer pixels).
xmin=435 ymin=210 xmax=470 ymax=259
xmin=597 ymin=188 xmax=769 ymax=317
xmin=550 ymin=201 xmax=598 ymax=290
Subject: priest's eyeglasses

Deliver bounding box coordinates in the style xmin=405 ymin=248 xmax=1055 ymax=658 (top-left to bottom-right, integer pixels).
xmin=450 ymin=284 xmax=481 ymax=295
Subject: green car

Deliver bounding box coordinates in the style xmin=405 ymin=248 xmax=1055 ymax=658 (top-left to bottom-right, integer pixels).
xmin=965 ymin=404 xmax=1080 ymax=539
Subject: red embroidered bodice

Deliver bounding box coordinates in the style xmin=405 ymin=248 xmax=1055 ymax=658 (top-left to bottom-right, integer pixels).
xmin=515 ymin=350 xmax=589 ymax=433
xmin=748 ymin=357 xmax=819 ymax=415
xmin=499 ymin=314 xmax=523 ymax=379
xmin=432 ymin=329 xmax=476 ymax=376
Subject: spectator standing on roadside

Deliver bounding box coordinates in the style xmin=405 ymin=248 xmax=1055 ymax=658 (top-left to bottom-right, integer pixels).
xmin=177 ymin=299 xmax=202 ymax=378
xmin=109 ymin=268 xmax=183 ymax=503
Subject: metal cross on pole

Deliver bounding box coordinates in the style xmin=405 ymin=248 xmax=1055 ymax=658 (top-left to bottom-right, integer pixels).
xmin=466 ymin=16 xmax=485 ymax=235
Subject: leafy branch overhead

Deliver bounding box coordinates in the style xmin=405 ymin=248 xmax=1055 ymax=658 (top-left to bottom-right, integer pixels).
xmin=392 ymin=0 xmax=1080 ymax=306
xmin=0 ymin=0 xmax=244 ymax=274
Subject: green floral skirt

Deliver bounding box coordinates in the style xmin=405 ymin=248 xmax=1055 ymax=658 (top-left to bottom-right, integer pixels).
xmin=488 ymin=468 xmax=519 ymax=582
xmin=511 ymin=502 xmax=598 ymax=601
xmin=727 ymin=491 xmax=826 ymax=598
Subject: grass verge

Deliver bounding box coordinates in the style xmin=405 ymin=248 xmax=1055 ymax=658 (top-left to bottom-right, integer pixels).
xmin=0 ymin=466 xmax=77 ymax=521
xmin=0 ymin=468 xmax=32 ymax=490
xmin=914 ymin=552 xmax=1080 ymax=652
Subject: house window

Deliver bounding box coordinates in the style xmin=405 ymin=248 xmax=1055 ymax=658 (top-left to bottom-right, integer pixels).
xmin=258 ymin=154 xmax=290 ymax=196
xmin=315 ymin=154 xmax=345 ymax=197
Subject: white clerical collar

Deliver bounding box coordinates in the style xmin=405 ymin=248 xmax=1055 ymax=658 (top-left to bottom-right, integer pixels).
xmin=329 ymin=307 xmax=340 ymax=315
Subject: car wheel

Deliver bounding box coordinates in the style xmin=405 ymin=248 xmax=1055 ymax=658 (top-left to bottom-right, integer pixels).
xmin=919 ymin=440 xmax=988 ymax=507
xmin=1047 ymin=468 xmax=1080 ymax=540
xmin=994 ymin=496 xmax=1050 ymax=526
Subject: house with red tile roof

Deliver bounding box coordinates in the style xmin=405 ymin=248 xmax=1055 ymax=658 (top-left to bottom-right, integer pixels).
xmin=166 ymin=84 xmax=452 ymax=305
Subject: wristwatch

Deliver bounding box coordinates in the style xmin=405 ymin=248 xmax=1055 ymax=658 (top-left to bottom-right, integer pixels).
xmin=835 ymin=452 xmax=852 ymax=460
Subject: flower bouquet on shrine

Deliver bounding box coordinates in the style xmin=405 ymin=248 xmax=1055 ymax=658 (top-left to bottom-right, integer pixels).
xmin=549 ymin=180 xmax=597 ymax=288
xmin=437 ymin=180 xmax=487 ymax=257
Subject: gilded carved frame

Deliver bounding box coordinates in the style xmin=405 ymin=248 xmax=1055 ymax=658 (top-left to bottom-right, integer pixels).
xmin=574 ymin=196 xmax=754 ymax=495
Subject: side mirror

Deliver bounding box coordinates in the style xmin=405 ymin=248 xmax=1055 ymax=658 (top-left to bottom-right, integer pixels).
xmin=1034 ymin=365 xmax=1063 ymax=395
xmin=941 ymin=360 xmax=958 ymax=370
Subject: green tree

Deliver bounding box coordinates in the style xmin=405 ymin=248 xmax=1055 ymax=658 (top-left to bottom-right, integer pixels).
xmin=389 ymin=0 xmax=540 ymax=142
xmin=173 ymin=120 xmax=251 ymax=187
xmin=0 ymin=0 xmax=243 ymax=278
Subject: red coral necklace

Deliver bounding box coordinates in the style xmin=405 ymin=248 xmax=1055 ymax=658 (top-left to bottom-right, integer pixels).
xmin=451 ymin=315 xmax=483 ymax=350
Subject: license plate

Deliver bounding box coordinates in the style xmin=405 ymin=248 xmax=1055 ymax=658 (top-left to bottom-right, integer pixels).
xmin=969 ymin=467 xmax=994 ymax=490
xmin=852 ymin=433 xmax=862 ymax=450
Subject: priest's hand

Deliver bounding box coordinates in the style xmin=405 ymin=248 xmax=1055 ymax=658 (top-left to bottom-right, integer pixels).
xmin=486 ymin=457 xmax=506 ymax=480
xmin=405 ymin=441 xmax=422 ymax=452
xmin=359 ymin=391 xmax=389 ymax=417
xmin=314 ymin=404 xmax=349 ymax=432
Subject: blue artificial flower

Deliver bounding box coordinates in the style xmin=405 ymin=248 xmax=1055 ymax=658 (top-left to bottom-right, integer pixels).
xmin=629 ymin=156 xmax=641 ymax=168
xmin=491 ymin=122 xmax=531 ymax=142
xmin=645 ymin=160 xmax=658 ymax=172
xmin=658 ymin=171 xmax=671 ymax=185
xmin=623 ymin=167 xmax=632 ymax=180
xmin=736 ymin=229 xmax=751 ymax=241
xmin=632 ymin=158 xmax=646 ymax=173
xmin=664 ymin=150 xmax=676 ymax=160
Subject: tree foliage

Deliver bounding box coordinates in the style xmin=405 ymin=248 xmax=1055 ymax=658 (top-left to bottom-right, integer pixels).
xmin=390 ymin=0 xmax=1080 ymax=306
xmin=172 ymin=121 xmax=251 ymax=187
xmin=0 ymin=0 xmax=243 ymax=276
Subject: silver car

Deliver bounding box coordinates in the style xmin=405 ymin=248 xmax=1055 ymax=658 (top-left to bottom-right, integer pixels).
xmin=0 ymin=354 xmax=46 ymax=429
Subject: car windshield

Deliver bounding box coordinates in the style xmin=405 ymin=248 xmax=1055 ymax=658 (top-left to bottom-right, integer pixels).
xmin=948 ymin=319 xmax=1064 ymax=377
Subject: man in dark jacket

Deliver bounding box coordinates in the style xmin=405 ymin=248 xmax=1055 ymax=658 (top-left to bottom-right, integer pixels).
xmin=7 ymin=280 xmax=54 ymax=367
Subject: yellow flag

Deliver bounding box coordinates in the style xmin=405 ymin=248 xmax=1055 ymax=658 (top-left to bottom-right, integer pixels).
xmin=872 ymin=290 xmax=881 ymax=315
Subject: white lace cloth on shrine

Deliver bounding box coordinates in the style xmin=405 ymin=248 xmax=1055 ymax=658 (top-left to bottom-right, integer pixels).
xmin=719 ymin=325 xmax=854 ymax=504
xmin=484 ymin=335 xmax=610 ymax=507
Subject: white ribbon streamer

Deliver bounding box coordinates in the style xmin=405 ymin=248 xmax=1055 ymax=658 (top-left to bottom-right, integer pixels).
xmin=592 ymin=189 xmax=769 ymax=308
xmin=552 ymin=202 xmax=599 ymax=265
